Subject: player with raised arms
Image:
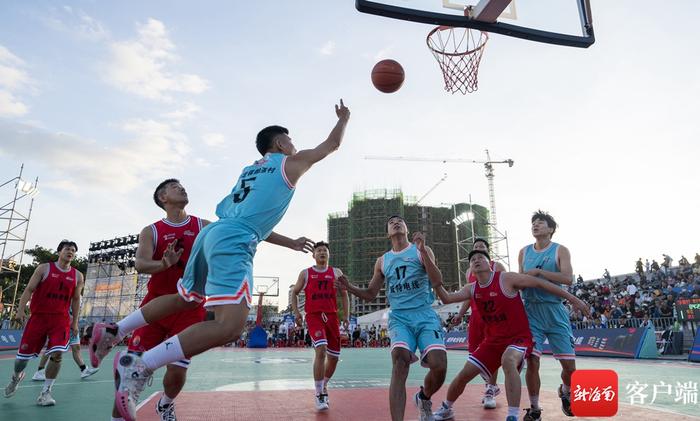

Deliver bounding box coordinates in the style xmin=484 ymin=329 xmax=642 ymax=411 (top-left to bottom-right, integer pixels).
xmin=336 ymin=215 xmax=447 ymax=421
xmin=431 ymin=250 xmax=589 ymax=421
xmin=89 ymin=100 xmax=350 ymax=421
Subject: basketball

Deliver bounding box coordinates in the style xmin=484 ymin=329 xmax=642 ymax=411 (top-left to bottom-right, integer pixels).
xmin=371 ymin=59 xmax=405 ymax=93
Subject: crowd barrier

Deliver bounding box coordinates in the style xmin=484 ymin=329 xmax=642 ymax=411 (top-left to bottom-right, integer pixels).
xmin=0 ymin=329 xmax=22 ymax=351
xmin=445 ymin=326 xmax=658 ymax=359
xmin=690 ymin=327 xmax=700 ymax=363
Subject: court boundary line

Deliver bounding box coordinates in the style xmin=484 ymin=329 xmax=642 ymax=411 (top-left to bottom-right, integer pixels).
xmin=136 ymin=391 xmax=160 ymax=411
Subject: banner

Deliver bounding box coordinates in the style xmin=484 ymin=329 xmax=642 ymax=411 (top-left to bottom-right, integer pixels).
xmin=690 ymin=328 xmax=700 ymax=363
xmin=541 ymin=328 xmax=647 ymax=358
xmin=444 ymin=331 xmax=469 ymax=350
xmin=445 ymin=327 xmax=649 ymax=358
xmin=0 ymin=329 xmax=22 ymax=351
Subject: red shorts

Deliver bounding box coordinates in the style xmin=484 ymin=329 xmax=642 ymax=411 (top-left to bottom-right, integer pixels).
xmin=468 ymin=335 xmax=533 ymax=381
xmin=306 ymin=312 xmax=341 ymax=357
xmin=17 ymin=313 xmax=70 ymax=360
xmin=128 ymin=298 xmax=205 ymax=368
xmin=467 ymin=315 xmax=485 ymax=353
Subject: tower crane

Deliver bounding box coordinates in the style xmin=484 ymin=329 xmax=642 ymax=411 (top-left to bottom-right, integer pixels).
xmin=365 ymin=149 xmax=513 ymax=255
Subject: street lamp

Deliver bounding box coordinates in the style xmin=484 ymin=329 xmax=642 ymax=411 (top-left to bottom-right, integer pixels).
xmin=16 ymin=179 xmax=39 ymax=198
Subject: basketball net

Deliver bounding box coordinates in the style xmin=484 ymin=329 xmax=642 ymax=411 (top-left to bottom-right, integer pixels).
xmin=426 ymin=26 xmax=488 ymax=94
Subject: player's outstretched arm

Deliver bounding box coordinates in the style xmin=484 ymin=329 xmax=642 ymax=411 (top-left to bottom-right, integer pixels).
xmin=264 ymin=232 xmax=314 ymax=253
xmin=284 ymin=99 xmax=350 ymax=186
xmin=413 ymin=232 xmax=443 ymax=287
xmin=291 ymin=270 xmax=306 ymax=326
xmin=434 ymin=282 xmax=471 ymax=305
xmin=523 ymin=246 xmax=573 ymax=285
xmin=16 ymin=263 xmax=48 ymax=324
xmin=134 ymin=225 xmax=182 ymax=274
xmin=334 ymin=257 xmax=383 ymax=302
xmin=450 ymin=299 xmax=471 ymax=327
xmin=505 ymin=272 xmax=590 ymax=316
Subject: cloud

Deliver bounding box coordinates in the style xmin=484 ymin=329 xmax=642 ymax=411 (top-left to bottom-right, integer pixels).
xmin=0 ymin=120 xmax=190 ymax=194
xmin=319 ymin=40 xmax=336 ymax=56
xmin=202 ymin=132 xmax=225 ymax=147
xmin=104 ymin=18 xmax=208 ymax=101
xmin=162 ymin=102 xmax=200 ymax=122
xmin=42 ymin=6 xmax=109 ymax=41
xmin=373 ymin=47 xmax=395 ymax=61
xmin=0 ymin=44 xmax=31 ymax=116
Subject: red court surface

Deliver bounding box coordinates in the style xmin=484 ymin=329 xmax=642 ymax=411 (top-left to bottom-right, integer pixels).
xmin=135 ymin=386 xmax=698 ymax=421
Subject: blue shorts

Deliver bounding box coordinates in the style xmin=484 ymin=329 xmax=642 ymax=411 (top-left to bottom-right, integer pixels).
xmin=69 ymin=331 xmax=80 ymax=346
xmin=524 ymin=301 xmax=575 ymax=360
xmin=389 ymin=307 xmax=446 ymax=366
xmin=177 ymin=220 xmax=259 ymax=308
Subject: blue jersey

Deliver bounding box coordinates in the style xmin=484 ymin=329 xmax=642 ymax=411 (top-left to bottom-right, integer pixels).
xmin=521 ymin=242 xmax=565 ymax=304
xmin=382 ymin=244 xmax=434 ymax=311
xmin=215 ymin=153 xmax=295 ymax=240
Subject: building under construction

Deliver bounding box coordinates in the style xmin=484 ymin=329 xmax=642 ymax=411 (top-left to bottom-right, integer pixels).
xmin=328 ymin=189 xmax=490 ymax=316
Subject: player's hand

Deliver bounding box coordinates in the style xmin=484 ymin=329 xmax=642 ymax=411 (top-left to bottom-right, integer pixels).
xmin=335 ymin=99 xmax=350 ymax=121
xmin=342 ymin=318 xmax=350 ymax=330
xmin=162 ymin=240 xmax=184 ymax=268
xmin=525 ymin=268 xmax=541 ymax=277
xmin=16 ymin=306 xmax=28 ymax=325
xmin=71 ymin=324 xmax=79 ymax=338
xmin=412 ymin=232 xmax=427 ymax=253
xmin=334 ymin=275 xmax=350 ymax=291
xmin=291 ymin=237 xmax=315 ymax=253
xmin=294 ymin=312 xmax=303 ymax=327
xmin=572 ymin=297 xmax=591 ymax=317
xmin=449 ymin=315 xmax=463 ymax=328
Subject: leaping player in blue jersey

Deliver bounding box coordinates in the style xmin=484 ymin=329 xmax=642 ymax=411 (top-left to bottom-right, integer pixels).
xmin=336 ymin=215 xmax=447 ymax=421
xmin=520 ymin=210 xmax=576 ymax=421
xmin=89 ymin=100 xmax=350 ymax=421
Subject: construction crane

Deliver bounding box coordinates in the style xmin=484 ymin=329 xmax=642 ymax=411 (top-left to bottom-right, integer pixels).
xmin=416 ymin=173 xmax=448 ymax=205
xmin=365 ymin=150 xmax=514 ymax=255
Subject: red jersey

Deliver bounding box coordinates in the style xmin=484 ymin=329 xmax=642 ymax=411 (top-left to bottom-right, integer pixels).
xmin=471 ymin=271 xmax=532 ymax=340
xmin=147 ymin=216 xmax=203 ymax=297
xmin=303 ymin=266 xmax=339 ymax=314
xmin=30 ymin=262 xmax=77 ymax=315
xmin=468 ymin=261 xmax=496 ymax=316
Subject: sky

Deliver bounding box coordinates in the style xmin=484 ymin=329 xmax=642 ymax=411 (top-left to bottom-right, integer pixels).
xmin=1 ymin=1 xmax=698 ymax=310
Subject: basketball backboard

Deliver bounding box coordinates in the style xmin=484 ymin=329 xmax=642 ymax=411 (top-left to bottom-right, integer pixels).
xmin=253 ymin=276 xmax=279 ymax=297
xmin=356 ymin=0 xmax=594 ymax=48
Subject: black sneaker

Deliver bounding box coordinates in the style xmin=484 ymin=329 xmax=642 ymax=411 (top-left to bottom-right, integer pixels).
xmin=558 ymin=384 xmax=574 ymax=416
xmin=523 ymin=407 xmax=542 ymax=421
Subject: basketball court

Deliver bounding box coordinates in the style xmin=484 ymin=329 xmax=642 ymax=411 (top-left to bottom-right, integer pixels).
xmin=1 ymin=347 xmax=698 ymax=420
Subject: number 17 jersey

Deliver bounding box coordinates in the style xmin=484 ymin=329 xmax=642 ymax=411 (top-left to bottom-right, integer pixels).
xmin=215 ymin=152 xmax=295 ymax=240
xmin=382 ymin=244 xmax=434 ymax=311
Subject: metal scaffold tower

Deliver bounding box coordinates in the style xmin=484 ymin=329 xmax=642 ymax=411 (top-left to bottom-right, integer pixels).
xmin=0 ymin=164 xmax=39 ymax=320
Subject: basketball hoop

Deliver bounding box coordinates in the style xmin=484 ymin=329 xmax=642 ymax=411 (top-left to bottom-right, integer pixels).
xmin=426 ymin=26 xmax=488 ymax=94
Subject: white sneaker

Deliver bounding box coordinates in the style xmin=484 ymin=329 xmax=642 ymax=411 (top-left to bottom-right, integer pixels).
xmin=36 ymin=390 xmax=56 ymax=406
xmin=32 ymin=369 xmax=46 ymax=381
xmin=433 ymin=402 xmax=455 ymax=420
xmin=4 ymin=372 xmax=25 ymax=398
xmin=80 ymin=366 xmax=99 ymax=379
xmin=156 ymin=400 xmax=177 ymax=421
xmin=114 ymin=352 xmax=153 ymax=421
xmin=481 ymin=384 xmax=501 ymax=409
xmin=414 ymin=388 xmax=435 ymax=421
xmin=315 ymin=393 xmax=329 ymax=411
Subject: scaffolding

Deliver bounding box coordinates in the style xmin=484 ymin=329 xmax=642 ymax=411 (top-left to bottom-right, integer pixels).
xmin=328 ymin=189 xmax=490 ymax=316
xmin=0 ymin=164 xmax=39 ymax=320
xmin=80 ymin=234 xmax=148 ymax=323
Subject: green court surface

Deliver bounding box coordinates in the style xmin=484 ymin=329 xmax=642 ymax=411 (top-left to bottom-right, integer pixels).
xmin=1 ymin=347 xmax=698 ymax=420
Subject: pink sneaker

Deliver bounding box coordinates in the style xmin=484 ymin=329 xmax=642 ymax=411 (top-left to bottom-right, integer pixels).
xmin=114 ymin=351 xmax=153 ymax=421
xmin=89 ymin=322 xmax=119 ymax=368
